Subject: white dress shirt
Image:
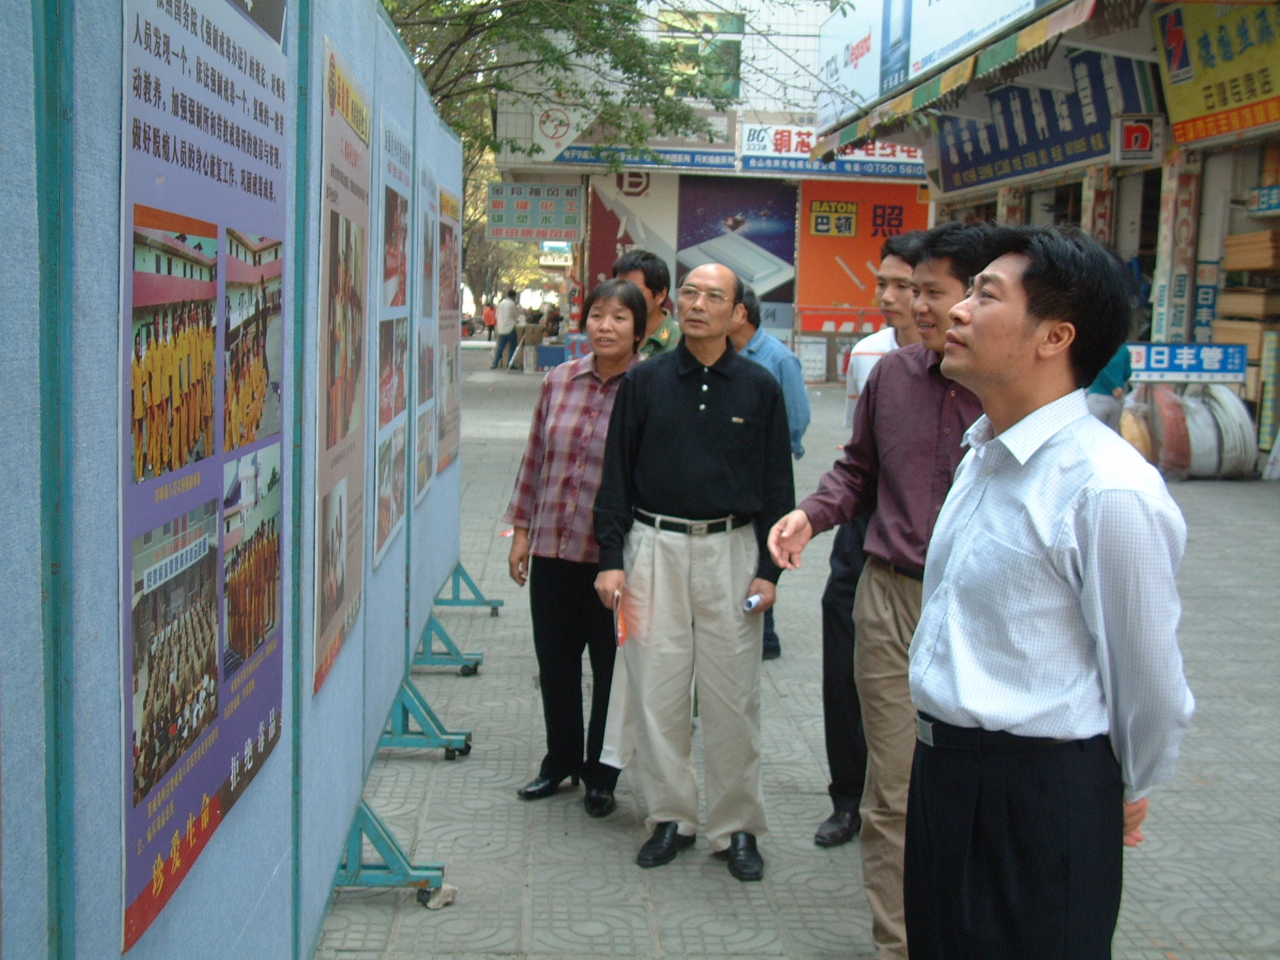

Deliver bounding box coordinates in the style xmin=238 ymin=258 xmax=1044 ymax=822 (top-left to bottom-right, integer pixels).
xmin=496 ymin=297 xmax=519 ymax=334
xmin=910 ymin=390 xmax=1195 ymax=801
xmin=845 ymin=326 xmax=898 ymax=428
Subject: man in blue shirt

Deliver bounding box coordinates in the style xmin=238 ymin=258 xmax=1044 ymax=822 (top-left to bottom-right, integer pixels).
xmin=731 ymin=285 xmax=810 ymax=660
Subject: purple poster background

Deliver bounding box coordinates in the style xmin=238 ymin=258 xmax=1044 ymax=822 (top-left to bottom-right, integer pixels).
xmin=121 ymin=0 xmax=288 ymax=947
xmin=676 ymin=176 xmax=798 ymax=303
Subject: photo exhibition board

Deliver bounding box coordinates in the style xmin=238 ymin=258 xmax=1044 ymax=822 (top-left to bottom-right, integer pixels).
xmin=436 ymin=186 xmax=462 ymax=473
xmin=313 ymin=39 xmax=370 ymax=694
xmin=119 ymin=0 xmax=289 ymax=947
xmin=373 ymin=109 xmax=412 ymax=567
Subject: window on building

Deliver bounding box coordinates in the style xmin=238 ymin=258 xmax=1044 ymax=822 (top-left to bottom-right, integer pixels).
xmin=659 ymin=10 xmax=743 ymax=99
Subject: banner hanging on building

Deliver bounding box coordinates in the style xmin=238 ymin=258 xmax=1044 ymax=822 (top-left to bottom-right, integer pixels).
xmin=1154 ymin=2 xmax=1280 ymax=145
xmin=314 ymin=38 xmax=370 ymax=692
xmin=739 ymin=124 xmax=926 ymax=178
xmin=120 ymin=0 xmax=288 ymax=947
xmin=486 ymin=182 xmax=584 ymax=242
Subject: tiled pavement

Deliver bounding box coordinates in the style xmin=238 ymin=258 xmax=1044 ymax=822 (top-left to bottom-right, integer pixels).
xmin=316 ymin=346 xmax=1280 ymax=960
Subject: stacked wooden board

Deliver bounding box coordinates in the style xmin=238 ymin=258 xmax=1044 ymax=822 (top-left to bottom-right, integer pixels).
xmin=1222 ymin=230 xmax=1280 ymax=271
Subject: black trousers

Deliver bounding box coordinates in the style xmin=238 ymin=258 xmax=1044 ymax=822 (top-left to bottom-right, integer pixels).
xmin=904 ymin=724 xmax=1124 ymax=960
xmin=821 ymin=518 xmax=871 ymax=813
xmin=529 ymin=555 xmax=619 ymax=790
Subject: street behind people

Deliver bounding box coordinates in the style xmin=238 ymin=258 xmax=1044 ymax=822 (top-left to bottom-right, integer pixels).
xmin=768 ymin=220 xmax=991 ymax=960
xmin=904 ymin=226 xmax=1194 ymax=960
xmin=594 ymin=262 xmax=794 ymax=882
xmin=503 ymin=278 xmax=648 ymax=818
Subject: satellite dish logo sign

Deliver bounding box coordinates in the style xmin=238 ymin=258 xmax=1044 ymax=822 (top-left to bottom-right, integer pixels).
xmin=1158 ymin=9 xmax=1195 ymax=86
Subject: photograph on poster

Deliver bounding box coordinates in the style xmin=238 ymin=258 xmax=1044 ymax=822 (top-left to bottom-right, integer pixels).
xmin=225 ymin=230 xmax=283 ymax=451
xmin=417 ymin=323 xmax=435 ymax=405
xmin=415 ymin=408 xmax=434 ymax=499
xmin=130 ymin=206 xmax=218 ymax=483
xmin=222 ymin=444 xmax=282 ymax=675
xmin=325 ymin=209 xmax=367 ymax=450
xmin=227 ymin=0 xmax=286 ymax=43
xmin=375 ymin=424 xmax=408 ymax=553
xmin=318 ymin=478 xmax=348 ymax=633
xmin=378 ymin=317 xmax=409 ymax=428
xmin=677 ymin=176 xmax=797 ymax=301
xmin=384 ymin=186 xmax=409 ymax=309
xmin=421 ymin=207 xmax=436 ymax=317
xmin=439 ymin=219 xmax=460 ymax=312
xmin=130 ymin=500 xmax=220 ymax=807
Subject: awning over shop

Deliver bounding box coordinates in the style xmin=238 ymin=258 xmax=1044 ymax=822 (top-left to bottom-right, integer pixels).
xmin=813 ymin=0 xmax=1099 ymax=156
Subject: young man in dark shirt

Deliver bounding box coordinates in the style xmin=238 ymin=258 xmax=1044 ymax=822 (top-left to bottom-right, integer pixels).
xmin=769 ymin=222 xmax=990 ymax=960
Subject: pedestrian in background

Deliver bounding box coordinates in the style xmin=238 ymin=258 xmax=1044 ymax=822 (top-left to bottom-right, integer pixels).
xmin=729 ymin=284 xmax=810 ymax=661
xmin=483 ymin=301 xmax=497 ymax=341
xmin=613 ymin=249 xmax=680 ymax=358
xmin=1087 ymin=342 xmax=1133 ymax=431
xmin=492 ymin=288 xmax=520 ymax=369
xmin=503 ymin=278 xmax=648 ymax=818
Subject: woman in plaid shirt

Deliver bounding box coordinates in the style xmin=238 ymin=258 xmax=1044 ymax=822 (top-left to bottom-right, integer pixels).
xmin=505 ymin=278 xmax=648 ymax=818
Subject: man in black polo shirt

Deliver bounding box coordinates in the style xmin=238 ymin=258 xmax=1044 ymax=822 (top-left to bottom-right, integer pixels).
xmin=594 ymin=262 xmax=795 ymax=882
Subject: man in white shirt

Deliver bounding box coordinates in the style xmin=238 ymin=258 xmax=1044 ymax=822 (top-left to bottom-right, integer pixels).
xmin=815 ymin=232 xmax=923 ymax=847
xmin=905 ymin=226 xmax=1195 ymax=959
xmin=492 ymin=288 xmax=521 ymax=369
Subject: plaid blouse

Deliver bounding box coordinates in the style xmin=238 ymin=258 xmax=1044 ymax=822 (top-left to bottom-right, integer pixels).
xmin=503 ymin=354 xmax=636 ymax=563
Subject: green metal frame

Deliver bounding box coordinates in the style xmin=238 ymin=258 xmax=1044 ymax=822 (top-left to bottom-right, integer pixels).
xmin=378 ymin=680 xmax=472 ymax=757
xmin=413 ymin=614 xmax=484 ymax=674
xmin=434 ymin=561 xmax=504 ymax=615
xmin=34 ymin=0 xmax=76 ymax=955
xmin=333 ymin=800 xmax=444 ymax=899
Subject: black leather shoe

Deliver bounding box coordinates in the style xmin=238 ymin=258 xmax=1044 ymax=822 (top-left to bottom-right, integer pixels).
xmin=636 ymin=822 xmax=695 ymax=867
xmin=814 ymin=810 xmax=861 ymax=847
xmin=583 ymin=788 xmax=616 ymax=818
xmin=516 ymin=773 xmax=578 ymax=800
xmin=714 ymin=831 xmax=764 ymax=881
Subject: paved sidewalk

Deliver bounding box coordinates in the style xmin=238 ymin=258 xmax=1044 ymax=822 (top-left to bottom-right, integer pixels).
xmin=316 ymin=349 xmax=1280 ymax=960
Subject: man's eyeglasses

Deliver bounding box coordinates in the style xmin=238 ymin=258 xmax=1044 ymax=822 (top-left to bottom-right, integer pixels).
xmin=677 ymin=285 xmax=737 ymax=306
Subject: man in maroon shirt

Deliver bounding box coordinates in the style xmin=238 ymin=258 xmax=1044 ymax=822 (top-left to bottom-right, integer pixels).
xmin=768 ymin=221 xmax=991 ymax=960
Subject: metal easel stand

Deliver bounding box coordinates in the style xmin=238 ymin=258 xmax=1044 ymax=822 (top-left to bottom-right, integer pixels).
xmin=413 ymin=613 xmax=484 ymax=676
xmin=334 ymin=799 xmax=446 ymax=906
xmin=434 ymin=561 xmax=503 ymax=617
xmin=379 ymin=678 xmax=473 ymax=759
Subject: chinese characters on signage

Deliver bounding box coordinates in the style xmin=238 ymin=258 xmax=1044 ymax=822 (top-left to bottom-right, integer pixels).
xmin=121 ymin=0 xmax=288 ymax=947
xmin=1155 ymin=3 xmax=1280 ymax=144
xmin=486 ymin=183 xmax=583 ymax=242
xmin=1128 ymin=343 xmax=1248 ymax=382
xmin=739 ymin=124 xmax=925 ymax=179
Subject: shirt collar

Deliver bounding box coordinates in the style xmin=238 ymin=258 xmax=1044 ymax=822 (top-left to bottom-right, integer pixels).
xmin=964 ymin=389 xmax=1090 ymax=465
xmin=643 ymin=309 xmax=676 ymax=349
xmin=743 ymin=326 xmax=768 ymax=356
xmin=676 ymin=338 xmax=737 ymax=378
xmin=569 ymin=353 xmax=638 ymax=383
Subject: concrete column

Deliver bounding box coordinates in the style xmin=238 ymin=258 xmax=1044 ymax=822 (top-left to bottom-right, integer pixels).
xmin=1080 ymin=165 xmax=1115 ymax=245
xmin=1150 ymin=148 xmax=1202 ymax=343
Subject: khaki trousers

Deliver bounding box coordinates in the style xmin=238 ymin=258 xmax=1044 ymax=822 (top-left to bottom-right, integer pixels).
xmin=622 ymin=520 xmax=766 ymax=851
xmin=854 ymin=557 xmax=923 ymax=960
